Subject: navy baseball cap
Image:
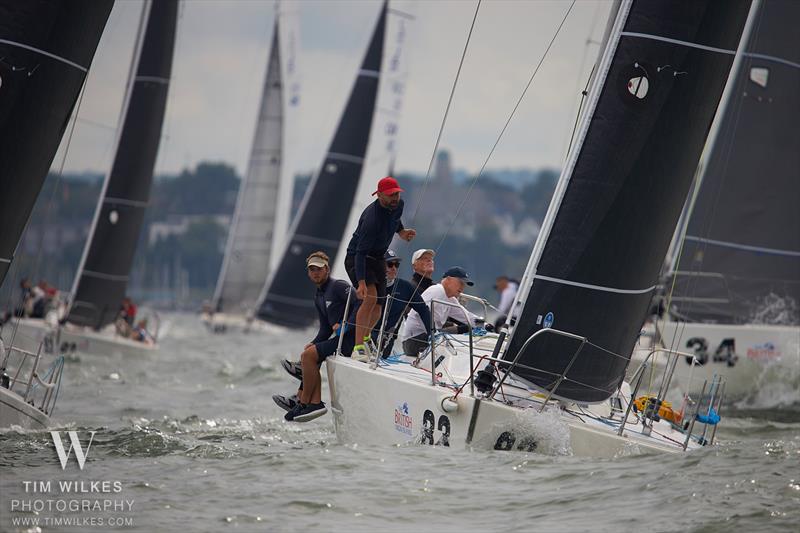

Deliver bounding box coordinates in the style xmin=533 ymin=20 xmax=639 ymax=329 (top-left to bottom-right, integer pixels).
xmin=443 ymin=266 xmax=474 ymax=286
xmin=385 ymin=249 xmax=401 ymax=262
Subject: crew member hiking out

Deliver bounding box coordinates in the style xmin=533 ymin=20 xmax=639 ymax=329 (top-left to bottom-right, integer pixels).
xmin=274 ymin=251 xmax=358 ymax=422
xmin=345 ymin=176 xmax=416 ymax=361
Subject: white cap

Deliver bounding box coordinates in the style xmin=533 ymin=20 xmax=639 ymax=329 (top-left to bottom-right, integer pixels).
xmin=411 ymin=249 xmax=435 ymax=264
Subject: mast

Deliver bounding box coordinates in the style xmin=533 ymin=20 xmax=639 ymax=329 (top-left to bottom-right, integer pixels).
xmin=256 ymin=1 xmax=388 ymax=328
xmin=67 ymin=0 xmax=178 ymax=329
xmin=0 ymin=0 xmax=114 ymax=285
xmin=669 ymin=0 xmax=799 ymax=325
xmin=502 ymin=0 xmax=753 ymax=403
xmin=212 ymin=14 xmax=286 ymax=316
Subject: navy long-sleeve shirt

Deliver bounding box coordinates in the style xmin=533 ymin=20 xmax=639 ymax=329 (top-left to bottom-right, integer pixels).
xmin=345 ymin=199 xmax=405 ymax=281
xmin=382 ymin=277 xmax=432 ymax=336
xmin=312 ymin=278 xmax=358 ymax=344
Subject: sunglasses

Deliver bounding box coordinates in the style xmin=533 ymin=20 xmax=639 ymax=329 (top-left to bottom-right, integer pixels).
xmin=387 ymin=262 xmax=400 ymax=269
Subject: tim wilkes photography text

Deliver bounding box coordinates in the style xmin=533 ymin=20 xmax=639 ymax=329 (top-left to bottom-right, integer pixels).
xmin=6 ymin=431 xmax=135 ymax=529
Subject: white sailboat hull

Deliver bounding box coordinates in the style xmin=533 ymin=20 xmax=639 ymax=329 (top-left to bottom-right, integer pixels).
xmin=327 ymin=346 xmax=701 ymax=457
xmin=638 ymin=321 xmax=800 ymax=401
xmin=11 ymin=318 xmax=157 ymax=358
xmin=200 ymin=313 xmax=280 ymax=335
xmin=0 ymin=387 xmax=49 ymax=430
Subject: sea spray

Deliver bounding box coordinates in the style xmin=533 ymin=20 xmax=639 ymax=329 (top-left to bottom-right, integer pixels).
xmin=471 ymin=407 xmax=572 ymax=456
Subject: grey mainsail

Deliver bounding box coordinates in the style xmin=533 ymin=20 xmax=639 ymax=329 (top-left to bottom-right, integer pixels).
xmin=0 ymin=0 xmax=113 ymax=285
xmin=502 ymin=0 xmax=752 ymax=403
xmin=67 ymin=0 xmax=178 ymax=329
xmin=256 ymin=2 xmax=387 ymax=328
xmin=669 ymin=0 xmax=800 ymax=326
xmin=212 ymin=17 xmax=287 ymax=316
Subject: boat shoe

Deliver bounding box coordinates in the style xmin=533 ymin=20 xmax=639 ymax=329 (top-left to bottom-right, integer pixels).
xmin=285 ymin=402 xmax=327 ymax=422
xmin=281 ymin=359 xmax=303 ymax=381
xmin=272 ymin=394 xmax=298 ymax=412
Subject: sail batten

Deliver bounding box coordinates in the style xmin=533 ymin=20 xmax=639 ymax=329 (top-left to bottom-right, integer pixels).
xmin=256 ymin=2 xmax=388 ymax=329
xmin=503 ymin=0 xmax=753 ymax=403
xmin=67 ymin=0 xmax=178 ymax=329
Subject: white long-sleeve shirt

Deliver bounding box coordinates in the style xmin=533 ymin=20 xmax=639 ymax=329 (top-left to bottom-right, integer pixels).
xmin=497 ymin=281 xmax=518 ymax=315
xmin=400 ymin=283 xmax=480 ymax=339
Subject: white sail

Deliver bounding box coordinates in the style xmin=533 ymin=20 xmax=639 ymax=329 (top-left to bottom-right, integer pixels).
xmin=212 ymin=18 xmax=287 ymax=315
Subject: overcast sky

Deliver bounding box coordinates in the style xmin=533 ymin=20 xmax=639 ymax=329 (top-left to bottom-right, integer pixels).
xmin=57 ymin=0 xmax=614 ymax=179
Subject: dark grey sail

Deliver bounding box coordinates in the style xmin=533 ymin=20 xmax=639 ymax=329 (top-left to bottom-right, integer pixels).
xmin=670 ymin=0 xmax=800 ymax=325
xmin=256 ymin=2 xmax=387 ymax=328
xmin=502 ymin=0 xmax=752 ymax=403
xmin=67 ymin=0 xmax=178 ymax=329
xmin=0 ymin=0 xmax=113 ymax=285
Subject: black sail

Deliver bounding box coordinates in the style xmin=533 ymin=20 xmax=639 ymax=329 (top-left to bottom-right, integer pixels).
xmin=0 ymin=0 xmax=113 ymax=285
xmin=256 ymin=3 xmax=386 ymax=328
xmin=671 ymin=0 xmax=800 ymax=325
xmin=502 ymin=0 xmax=752 ymax=403
xmin=67 ymin=0 xmax=178 ymax=329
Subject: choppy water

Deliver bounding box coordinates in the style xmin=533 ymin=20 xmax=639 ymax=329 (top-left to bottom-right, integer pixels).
xmin=1 ymin=313 xmax=798 ymax=532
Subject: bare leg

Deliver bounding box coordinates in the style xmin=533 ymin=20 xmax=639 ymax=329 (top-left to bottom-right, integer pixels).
xmin=299 ymin=345 xmax=320 ymax=405
xmin=355 ymin=284 xmax=377 ymax=344
xmin=310 ymin=370 xmax=322 ymax=404
xmin=367 ymin=303 xmax=382 ymax=335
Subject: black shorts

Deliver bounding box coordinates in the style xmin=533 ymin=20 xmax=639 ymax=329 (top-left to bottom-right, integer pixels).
xmin=344 ymin=254 xmax=387 ymax=299
xmin=314 ymin=328 xmax=356 ymax=361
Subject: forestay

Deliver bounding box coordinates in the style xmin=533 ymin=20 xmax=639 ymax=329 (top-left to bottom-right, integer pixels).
xmin=670 ymin=0 xmax=800 ymax=326
xmin=68 ymin=0 xmax=178 ymax=329
xmin=503 ymin=0 xmax=752 ymax=403
xmin=0 ymin=0 xmax=113 ymax=285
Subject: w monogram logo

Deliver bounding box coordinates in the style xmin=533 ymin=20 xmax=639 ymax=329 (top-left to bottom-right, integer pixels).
xmin=50 ymin=431 xmax=96 ymax=470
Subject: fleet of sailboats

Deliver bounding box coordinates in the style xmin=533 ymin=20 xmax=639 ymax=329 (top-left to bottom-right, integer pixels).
xmin=0 ymin=0 xmax=794 ymax=458
xmin=12 ymin=0 xmax=178 ymax=359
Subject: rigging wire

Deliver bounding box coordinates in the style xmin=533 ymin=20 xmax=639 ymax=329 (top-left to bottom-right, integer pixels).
xmin=375 ymin=0 xmax=577 ymax=354
xmin=407 ymin=0 xmax=482 ymax=226
xmin=563 ymin=63 xmax=595 ymax=165
xmin=371 ymin=0 xmax=483 ymax=346
xmin=431 ymin=0 xmax=577 ymax=252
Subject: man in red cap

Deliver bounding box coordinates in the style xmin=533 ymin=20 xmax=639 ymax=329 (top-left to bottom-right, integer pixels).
xmin=344 ymin=176 xmax=416 ymax=361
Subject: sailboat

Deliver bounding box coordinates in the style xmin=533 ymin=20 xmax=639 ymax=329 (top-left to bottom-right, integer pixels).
xmin=0 ymin=0 xmax=114 ymax=429
xmin=255 ymin=1 xmax=387 ymax=329
xmin=13 ymin=0 xmax=178 ymax=359
xmin=204 ymin=11 xmax=295 ymax=334
xmin=324 ymin=0 xmax=753 ymax=456
xmin=643 ymin=0 xmax=799 ymax=402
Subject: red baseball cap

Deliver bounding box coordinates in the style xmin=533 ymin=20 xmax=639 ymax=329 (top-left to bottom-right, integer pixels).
xmin=372 ymin=176 xmax=404 ymax=196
